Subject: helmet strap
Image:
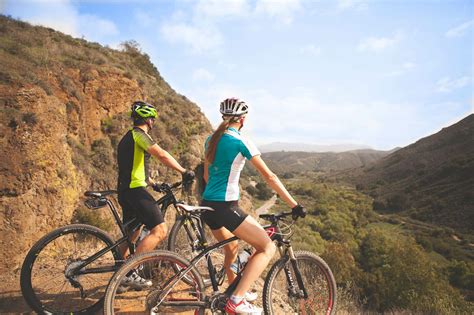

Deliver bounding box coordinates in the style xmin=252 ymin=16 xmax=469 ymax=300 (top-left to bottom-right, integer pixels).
xmin=145 ymin=118 xmax=154 ymax=131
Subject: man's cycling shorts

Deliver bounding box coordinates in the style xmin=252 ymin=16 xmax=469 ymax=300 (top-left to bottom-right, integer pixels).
xmin=201 ymin=200 xmax=248 ymax=232
xmin=118 ymin=187 xmax=164 ymax=230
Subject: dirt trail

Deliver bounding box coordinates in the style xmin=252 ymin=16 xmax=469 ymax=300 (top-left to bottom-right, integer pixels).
xmin=255 ymin=195 xmax=277 ymax=216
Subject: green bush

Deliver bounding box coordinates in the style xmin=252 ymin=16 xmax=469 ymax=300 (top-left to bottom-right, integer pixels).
xmin=255 ymin=182 xmax=273 ymax=200
xmin=72 ymin=205 xmax=114 ymax=232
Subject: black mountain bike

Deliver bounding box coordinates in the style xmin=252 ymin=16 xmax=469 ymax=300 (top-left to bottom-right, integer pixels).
xmin=20 ymin=180 xmax=189 ymax=315
xmin=103 ymin=209 xmax=337 ymax=315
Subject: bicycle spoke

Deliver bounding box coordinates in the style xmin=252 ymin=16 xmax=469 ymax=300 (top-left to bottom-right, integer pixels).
xmin=107 ymin=252 xmax=205 ymax=314
xmin=264 ymin=252 xmax=336 ymax=315
xmin=23 ymin=226 xmax=119 ymax=314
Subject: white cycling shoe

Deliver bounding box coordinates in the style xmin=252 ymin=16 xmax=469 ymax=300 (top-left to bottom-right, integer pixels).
xmin=245 ymin=291 xmax=258 ymax=303
xmin=225 ymin=298 xmax=262 ymax=314
xmin=118 ymin=270 xmax=152 ymax=292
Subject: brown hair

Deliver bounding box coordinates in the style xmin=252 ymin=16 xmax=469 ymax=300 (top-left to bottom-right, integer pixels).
xmin=205 ymin=116 xmax=239 ymax=164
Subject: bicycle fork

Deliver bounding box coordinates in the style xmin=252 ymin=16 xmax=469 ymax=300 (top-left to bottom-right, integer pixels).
xmin=283 ymin=246 xmax=308 ymax=299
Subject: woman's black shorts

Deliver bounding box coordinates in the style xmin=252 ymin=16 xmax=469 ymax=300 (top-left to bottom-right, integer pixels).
xmin=118 ymin=187 xmax=164 ymax=230
xmin=201 ymin=200 xmax=248 ymax=232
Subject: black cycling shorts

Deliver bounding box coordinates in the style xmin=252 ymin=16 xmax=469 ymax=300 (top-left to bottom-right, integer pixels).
xmin=118 ymin=187 xmax=164 ymax=230
xmin=201 ymin=200 xmax=248 ymax=232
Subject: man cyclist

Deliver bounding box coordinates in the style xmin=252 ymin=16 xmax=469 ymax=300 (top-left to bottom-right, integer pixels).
xmin=117 ymin=100 xmax=194 ymax=289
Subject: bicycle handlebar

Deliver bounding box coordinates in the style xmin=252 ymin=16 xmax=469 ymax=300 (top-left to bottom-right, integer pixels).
xmin=259 ymin=211 xmax=297 ymax=222
xmin=152 ymin=181 xmax=182 ymax=193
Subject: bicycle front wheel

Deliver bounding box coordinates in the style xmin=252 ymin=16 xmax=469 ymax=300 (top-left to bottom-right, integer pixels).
xmin=263 ymin=250 xmax=337 ymax=315
xmin=104 ymin=250 xmax=206 ymax=315
xmin=20 ymin=224 xmax=121 ymax=314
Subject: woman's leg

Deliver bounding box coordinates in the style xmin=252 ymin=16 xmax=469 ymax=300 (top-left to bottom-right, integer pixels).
xmin=211 ymin=227 xmax=239 ymax=284
xmin=231 ymin=215 xmax=276 ymax=297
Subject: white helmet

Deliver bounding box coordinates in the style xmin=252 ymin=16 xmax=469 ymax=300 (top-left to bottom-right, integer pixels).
xmin=220 ymin=98 xmax=248 ymax=116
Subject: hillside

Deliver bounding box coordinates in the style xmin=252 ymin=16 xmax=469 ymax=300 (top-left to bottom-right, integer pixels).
xmin=0 ymin=15 xmax=212 ymax=275
xmin=259 ymin=141 xmax=371 ymax=153
xmin=351 ymin=114 xmax=474 ymax=232
xmin=261 ymin=149 xmax=391 ymax=174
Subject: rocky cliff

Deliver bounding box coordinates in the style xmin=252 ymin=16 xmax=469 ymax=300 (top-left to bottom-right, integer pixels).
xmin=0 ymin=15 xmax=212 ymax=274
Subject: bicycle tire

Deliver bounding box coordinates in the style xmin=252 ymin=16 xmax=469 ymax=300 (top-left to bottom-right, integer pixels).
xmin=168 ymin=216 xmax=226 ymax=286
xmin=263 ymin=250 xmax=337 ymax=315
xmin=103 ymin=250 xmax=206 ymax=315
xmin=20 ymin=224 xmax=121 ymax=314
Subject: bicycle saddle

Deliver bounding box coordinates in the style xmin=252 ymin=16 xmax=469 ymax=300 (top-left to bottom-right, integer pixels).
xmin=84 ymin=190 xmax=117 ymax=198
xmin=176 ymin=203 xmax=214 ymax=213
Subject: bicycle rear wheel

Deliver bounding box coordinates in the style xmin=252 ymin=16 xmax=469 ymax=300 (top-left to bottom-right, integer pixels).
xmin=263 ymin=250 xmax=337 ymax=315
xmin=103 ymin=250 xmax=206 ymax=315
xmin=20 ymin=224 xmax=121 ymax=314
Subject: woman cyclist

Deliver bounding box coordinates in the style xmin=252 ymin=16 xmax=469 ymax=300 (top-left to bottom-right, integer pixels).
xmin=201 ymin=98 xmax=305 ymax=314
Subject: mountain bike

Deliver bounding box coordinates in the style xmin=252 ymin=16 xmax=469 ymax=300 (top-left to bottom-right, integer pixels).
xmin=103 ymin=209 xmax=337 ymax=314
xmin=20 ymin=180 xmax=189 ymax=315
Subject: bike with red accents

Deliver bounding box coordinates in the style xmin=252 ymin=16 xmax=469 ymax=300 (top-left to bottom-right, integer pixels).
xmin=103 ymin=209 xmax=337 ymax=314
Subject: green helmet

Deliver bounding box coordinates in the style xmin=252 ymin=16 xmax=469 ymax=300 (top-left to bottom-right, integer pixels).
xmin=131 ymin=101 xmax=157 ymax=119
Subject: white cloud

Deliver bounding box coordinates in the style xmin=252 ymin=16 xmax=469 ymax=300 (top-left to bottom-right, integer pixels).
xmin=385 ymin=61 xmax=416 ymax=77
xmin=357 ymin=32 xmax=402 ymax=52
xmin=255 ymin=0 xmax=302 ymax=25
xmin=5 ymin=0 xmax=118 ymax=44
xmin=299 ymin=44 xmax=321 ymax=56
xmin=337 ymin=0 xmax=368 ymax=11
xmin=192 ymin=68 xmax=215 ymax=82
xmin=436 ymin=76 xmax=471 ymax=93
xmin=160 ymin=22 xmax=222 ymax=53
xmin=159 ymin=0 xmax=303 ymax=53
xmin=445 ymin=19 xmax=474 ymax=38
xmin=195 ymin=0 xmax=251 ymax=18
xmin=77 ymin=14 xmax=118 ymax=42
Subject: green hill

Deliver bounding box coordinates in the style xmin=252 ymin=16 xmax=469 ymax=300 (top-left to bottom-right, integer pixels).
xmin=261 ymin=149 xmax=391 ymax=174
xmin=351 ymin=114 xmax=474 ymax=232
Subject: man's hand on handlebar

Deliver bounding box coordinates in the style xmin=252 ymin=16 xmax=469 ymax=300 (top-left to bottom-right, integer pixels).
xmin=291 ymin=204 xmax=306 ymax=220
xmin=182 ymin=170 xmax=195 ymax=183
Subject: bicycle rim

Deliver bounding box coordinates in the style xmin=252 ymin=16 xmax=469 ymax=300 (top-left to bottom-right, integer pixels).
xmin=104 ymin=250 xmax=206 ymax=315
xmin=263 ymin=251 xmax=337 ymax=315
xmin=21 ymin=224 xmax=119 ymax=314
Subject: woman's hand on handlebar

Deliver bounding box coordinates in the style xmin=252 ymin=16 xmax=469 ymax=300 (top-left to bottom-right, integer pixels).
xmin=291 ymin=204 xmax=306 ymax=220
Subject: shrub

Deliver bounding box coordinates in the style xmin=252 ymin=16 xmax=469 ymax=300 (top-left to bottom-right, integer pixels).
xmin=255 ymin=182 xmax=273 ymax=200
xmin=72 ymin=205 xmax=114 ymax=232
xmin=245 ymin=185 xmax=258 ymax=196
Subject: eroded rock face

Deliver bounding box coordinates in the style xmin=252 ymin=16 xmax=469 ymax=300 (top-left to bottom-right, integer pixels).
xmin=0 ymin=16 xmax=212 ymax=273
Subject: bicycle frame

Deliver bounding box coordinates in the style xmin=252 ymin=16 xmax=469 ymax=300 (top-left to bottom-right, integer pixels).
xmin=153 ymin=212 xmax=310 ymax=310
xmin=70 ymin=185 xmax=183 ymax=278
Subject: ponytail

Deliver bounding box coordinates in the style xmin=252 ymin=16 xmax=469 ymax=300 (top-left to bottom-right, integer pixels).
xmin=206 ymin=117 xmax=238 ymax=164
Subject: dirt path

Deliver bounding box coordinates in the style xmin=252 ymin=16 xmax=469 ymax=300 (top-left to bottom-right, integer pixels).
xmin=255 ymin=195 xmax=277 ymax=216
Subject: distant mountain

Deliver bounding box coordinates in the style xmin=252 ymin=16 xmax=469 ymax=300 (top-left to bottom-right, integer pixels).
xmin=351 ymin=114 xmax=474 ymax=232
xmin=261 ymin=149 xmax=391 ymax=173
xmin=259 ymin=142 xmax=372 ymax=153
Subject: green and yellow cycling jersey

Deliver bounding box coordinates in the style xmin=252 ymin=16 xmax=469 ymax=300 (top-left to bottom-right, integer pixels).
xmin=117 ymin=127 xmax=156 ymax=191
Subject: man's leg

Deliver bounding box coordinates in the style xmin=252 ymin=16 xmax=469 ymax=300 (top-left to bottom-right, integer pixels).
xmin=135 ymin=222 xmax=168 ymax=254
xmin=118 ymin=228 xmax=141 ymax=259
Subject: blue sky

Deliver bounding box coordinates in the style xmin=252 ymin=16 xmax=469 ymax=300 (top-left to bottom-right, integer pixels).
xmin=3 ymin=0 xmax=473 ymax=150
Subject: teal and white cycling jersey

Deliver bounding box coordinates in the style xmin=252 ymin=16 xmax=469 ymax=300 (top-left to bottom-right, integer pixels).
xmin=203 ymin=127 xmax=260 ymax=201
